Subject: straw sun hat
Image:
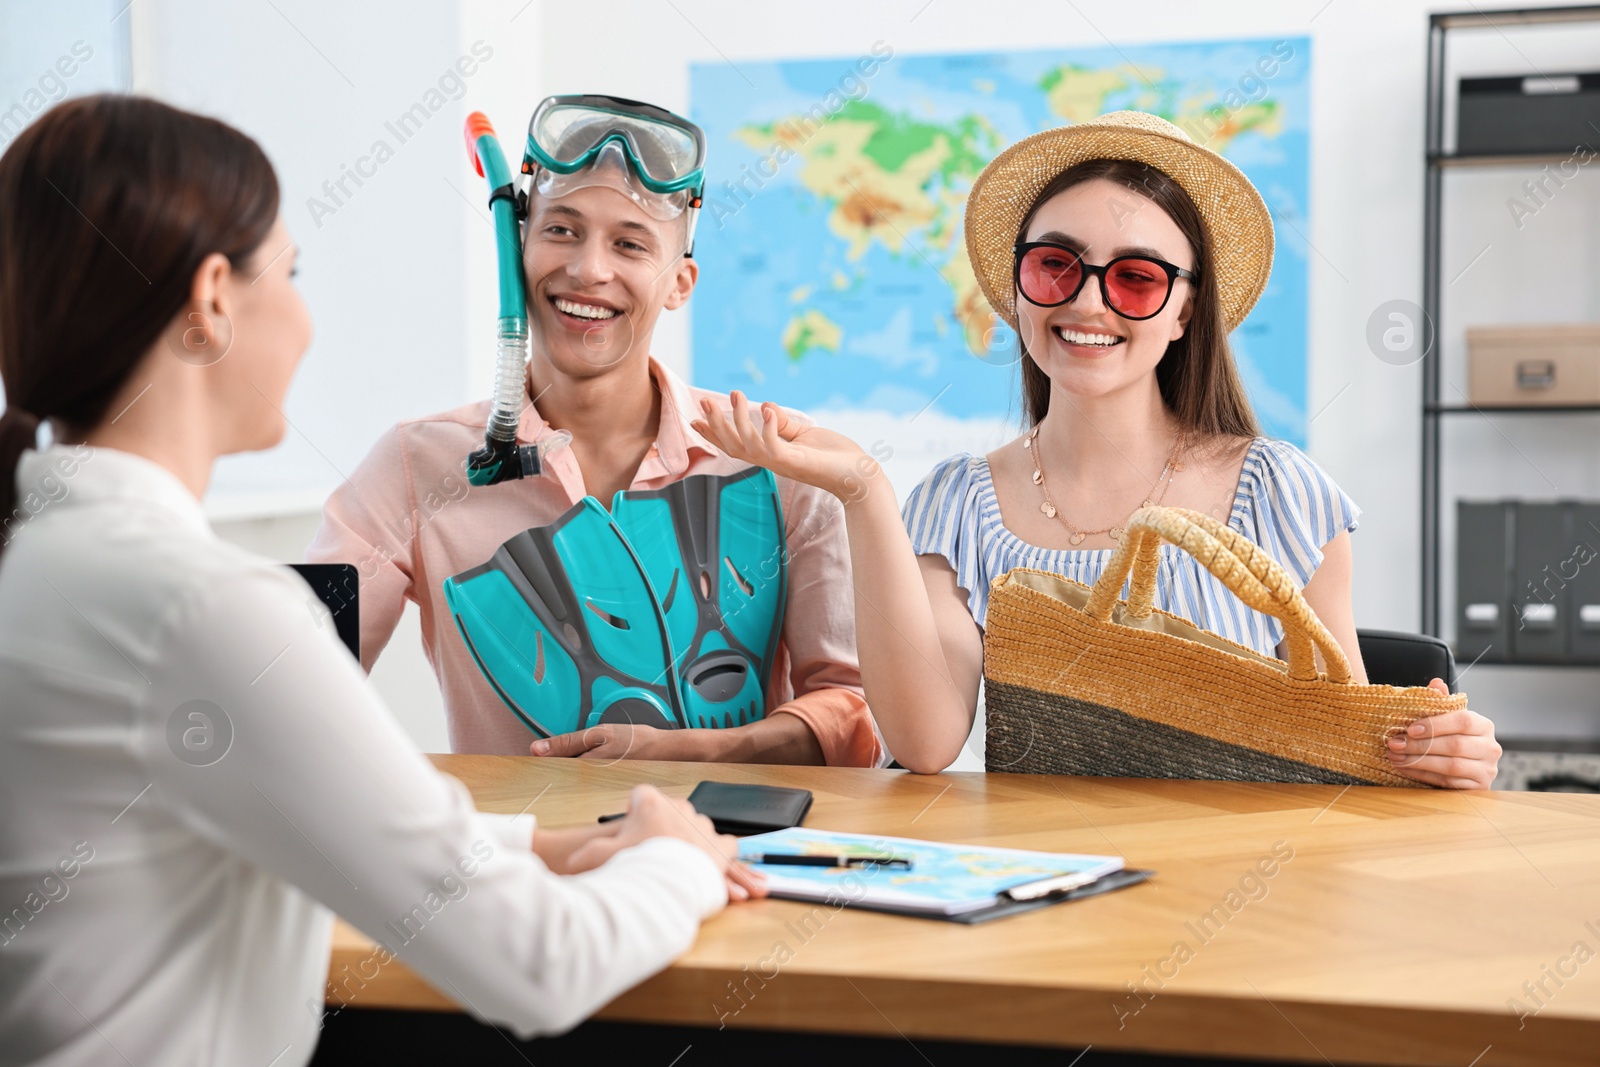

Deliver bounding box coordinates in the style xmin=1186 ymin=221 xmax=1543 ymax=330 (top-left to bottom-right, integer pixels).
xmin=963 ymin=110 xmax=1274 ymax=333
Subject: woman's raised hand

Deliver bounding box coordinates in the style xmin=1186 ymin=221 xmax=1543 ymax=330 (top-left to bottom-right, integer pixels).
xmin=692 ymin=391 xmax=882 ymax=504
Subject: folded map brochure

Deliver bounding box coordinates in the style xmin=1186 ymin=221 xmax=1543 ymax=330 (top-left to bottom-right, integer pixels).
xmin=737 ymin=827 xmax=1124 ymax=917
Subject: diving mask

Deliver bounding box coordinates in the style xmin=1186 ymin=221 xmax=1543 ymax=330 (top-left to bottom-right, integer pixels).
xmin=522 ymin=94 xmax=705 ymax=241
xmin=532 ymin=139 xmax=691 ymax=221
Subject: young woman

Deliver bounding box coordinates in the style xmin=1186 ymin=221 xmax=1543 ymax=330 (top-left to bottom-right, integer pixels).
xmin=0 ymin=95 xmax=761 ymax=1067
xmin=694 ymin=111 xmax=1501 ymax=787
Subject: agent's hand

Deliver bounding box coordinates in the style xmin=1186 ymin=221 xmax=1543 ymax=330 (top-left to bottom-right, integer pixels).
xmin=563 ymin=785 xmax=768 ymax=901
xmin=531 ymin=723 xmax=684 ymax=762
xmin=692 ymin=391 xmax=883 ymax=505
xmin=1387 ymin=679 xmax=1502 ymax=789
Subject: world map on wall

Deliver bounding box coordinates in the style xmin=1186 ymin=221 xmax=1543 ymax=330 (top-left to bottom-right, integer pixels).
xmin=689 ymin=38 xmax=1311 ymax=443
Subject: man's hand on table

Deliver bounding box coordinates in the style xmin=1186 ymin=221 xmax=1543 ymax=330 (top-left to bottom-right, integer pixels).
xmin=531 ymin=723 xmax=689 ymax=761
xmin=530 ymin=716 xmax=825 ymax=765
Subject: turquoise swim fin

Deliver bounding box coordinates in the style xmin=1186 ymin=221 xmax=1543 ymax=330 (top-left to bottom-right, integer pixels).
xmin=442 ymin=498 xmax=683 ymax=738
xmin=612 ymin=467 xmax=787 ymax=729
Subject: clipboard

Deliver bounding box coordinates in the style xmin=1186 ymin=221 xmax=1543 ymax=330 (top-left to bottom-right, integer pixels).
xmin=739 ymin=828 xmax=1152 ymax=923
xmin=767 ymin=864 xmax=1155 ymax=925
xmin=935 ymin=867 xmax=1154 ymax=924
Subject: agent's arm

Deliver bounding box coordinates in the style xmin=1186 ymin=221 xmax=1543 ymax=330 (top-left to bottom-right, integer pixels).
xmin=139 ymin=560 xmax=741 ymax=1038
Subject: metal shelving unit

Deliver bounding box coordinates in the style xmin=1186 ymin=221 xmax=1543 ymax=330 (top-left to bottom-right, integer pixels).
xmin=1427 ymin=405 xmax=1600 ymax=415
xmin=1420 ymin=4 xmax=1600 ymax=637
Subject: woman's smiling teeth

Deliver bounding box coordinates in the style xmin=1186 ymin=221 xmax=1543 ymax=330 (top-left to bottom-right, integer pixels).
xmin=1054 ymin=326 xmax=1125 ymax=348
xmin=553 ymin=296 xmax=619 ymax=321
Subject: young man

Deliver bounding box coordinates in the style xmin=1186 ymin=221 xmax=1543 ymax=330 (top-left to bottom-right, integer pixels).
xmin=307 ymin=95 xmax=880 ymax=766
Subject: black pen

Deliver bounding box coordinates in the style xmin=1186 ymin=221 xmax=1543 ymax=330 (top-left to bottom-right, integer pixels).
xmin=739 ymin=852 xmax=911 ymax=870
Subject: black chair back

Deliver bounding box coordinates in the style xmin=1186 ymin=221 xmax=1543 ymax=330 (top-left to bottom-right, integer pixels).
xmin=1356 ymin=629 xmax=1455 ymax=692
xmin=287 ymin=563 xmax=360 ymax=661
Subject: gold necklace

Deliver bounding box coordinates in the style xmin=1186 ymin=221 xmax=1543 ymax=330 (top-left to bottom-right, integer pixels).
xmin=1025 ymin=427 xmax=1186 ymax=545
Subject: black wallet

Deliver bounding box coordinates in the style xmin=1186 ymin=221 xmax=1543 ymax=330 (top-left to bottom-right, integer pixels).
xmin=687 ymin=781 xmax=813 ymax=836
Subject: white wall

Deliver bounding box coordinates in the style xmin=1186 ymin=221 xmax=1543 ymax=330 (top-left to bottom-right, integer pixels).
xmin=13 ymin=0 xmax=1595 ymax=748
xmin=128 ymin=0 xmax=543 ymax=511
xmin=0 ymin=0 xmax=128 ymax=141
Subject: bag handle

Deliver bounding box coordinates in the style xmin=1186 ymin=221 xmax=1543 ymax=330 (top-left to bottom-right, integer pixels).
xmin=1084 ymin=506 xmax=1353 ymax=684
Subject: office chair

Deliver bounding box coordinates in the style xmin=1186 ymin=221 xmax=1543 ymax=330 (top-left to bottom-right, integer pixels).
xmin=1355 ymin=629 xmax=1456 ymax=692
xmin=287 ymin=563 xmax=360 ymax=661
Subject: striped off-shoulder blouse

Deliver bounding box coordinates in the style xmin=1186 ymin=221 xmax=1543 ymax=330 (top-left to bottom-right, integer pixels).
xmin=901 ymin=437 xmax=1361 ymax=657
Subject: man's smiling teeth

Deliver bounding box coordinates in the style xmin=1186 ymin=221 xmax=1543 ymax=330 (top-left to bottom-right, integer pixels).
xmin=1055 ymin=326 xmax=1124 ymax=347
xmin=553 ymin=297 xmax=619 ymax=321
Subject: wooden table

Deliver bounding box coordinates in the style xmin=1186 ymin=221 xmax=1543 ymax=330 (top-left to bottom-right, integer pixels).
xmin=327 ymin=757 xmax=1600 ymax=1066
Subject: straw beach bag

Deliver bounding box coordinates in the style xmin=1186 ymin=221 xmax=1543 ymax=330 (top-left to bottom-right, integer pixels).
xmin=983 ymin=506 xmax=1465 ymax=786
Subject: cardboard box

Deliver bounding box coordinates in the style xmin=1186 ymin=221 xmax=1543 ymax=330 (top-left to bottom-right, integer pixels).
xmin=1467 ymin=324 xmax=1600 ymax=406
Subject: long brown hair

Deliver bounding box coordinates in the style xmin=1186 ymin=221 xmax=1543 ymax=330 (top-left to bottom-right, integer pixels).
xmin=0 ymin=95 xmax=278 ymax=560
xmin=1015 ymin=158 xmax=1259 ymax=439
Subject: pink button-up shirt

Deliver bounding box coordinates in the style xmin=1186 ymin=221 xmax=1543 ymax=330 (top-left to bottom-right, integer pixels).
xmin=306 ymin=359 xmax=880 ymax=766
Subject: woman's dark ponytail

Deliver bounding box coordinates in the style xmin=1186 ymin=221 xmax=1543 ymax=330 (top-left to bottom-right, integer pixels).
xmin=0 ymin=407 xmax=42 ymax=544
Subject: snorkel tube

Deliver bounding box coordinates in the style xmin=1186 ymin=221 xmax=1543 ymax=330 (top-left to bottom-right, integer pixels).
xmin=462 ymin=112 xmax=567 ymax=486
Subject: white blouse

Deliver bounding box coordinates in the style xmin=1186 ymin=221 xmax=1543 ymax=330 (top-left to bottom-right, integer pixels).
xmin=0 ymin=444 xmax=726 ymax=1067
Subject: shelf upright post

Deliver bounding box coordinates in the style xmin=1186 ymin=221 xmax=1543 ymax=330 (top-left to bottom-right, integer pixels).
xmin=1421 ymin=14 xmax=1447 ymax=636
